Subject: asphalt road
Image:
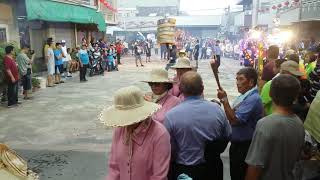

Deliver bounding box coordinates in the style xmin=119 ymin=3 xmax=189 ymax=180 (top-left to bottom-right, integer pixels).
xmin=0 ymin=55 xmax=242 ymax=180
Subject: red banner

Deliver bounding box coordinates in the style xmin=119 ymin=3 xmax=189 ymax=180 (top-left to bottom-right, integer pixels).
xmin=99 ymin=0 xmax=117 ymax=12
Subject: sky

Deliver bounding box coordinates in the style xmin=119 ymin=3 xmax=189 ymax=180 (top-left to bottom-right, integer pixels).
xmin=180 ymin=0 xmax=242 ymax=15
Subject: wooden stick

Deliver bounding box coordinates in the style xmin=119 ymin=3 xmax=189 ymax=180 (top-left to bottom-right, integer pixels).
xmin=210 ymin=59 xmax=222 ymax=90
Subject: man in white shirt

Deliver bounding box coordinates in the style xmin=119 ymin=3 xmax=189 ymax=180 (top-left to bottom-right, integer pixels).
xmin=61 ymin=40 xmax=71 ymax=78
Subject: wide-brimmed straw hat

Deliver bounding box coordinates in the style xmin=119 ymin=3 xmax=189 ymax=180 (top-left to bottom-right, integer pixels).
xmin=142 ymin=68 xmax=174 ymax=83
xmin=100 ymin=86 xmax=161 ymax=127
xmin=0 ymin=144 xmax=27 ymax=178
xmin=171 ymin=57 xmax=193 ymax=69
xmin=280 ymin=60 xmax=304 ymax=76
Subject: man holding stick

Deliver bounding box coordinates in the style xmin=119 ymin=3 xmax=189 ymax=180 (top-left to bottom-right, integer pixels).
xmin=211 ymin=61 xmax=263 ymax=180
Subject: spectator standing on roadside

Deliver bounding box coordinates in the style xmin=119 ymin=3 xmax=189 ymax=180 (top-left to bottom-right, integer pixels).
xmin=216 ymin=67 xmax=263 ymax=180
xmin=115 ymin=42 xmax=122 ymax=65
xmin=44 ymin=38 xmax=53 ymax=63
xmin=104 ymin=86 xmax=171 ymax=180
xmin=46 ymin=40 xmax=55 ymax=87
xmin=245 ymin=75 xmax=305 ymax=180
xmin=134 ymin=42 xmax=144 ymax=67
xmin=200 ymin=42 xmax=207 ymax=59
xmin=4 ymin=45 xmax=19 ymax=108
xmin=70 ymin=47 xmax=80 ymax=73
xmin=206 ymin=47 xmax=212 ymax=59
xmin=161 ymin=44 xmax=167 ymax=60
xmin=79 ymin=45 xmax=89 ymax=82
xmin=54 ymin=43 xmax=65 ymax=84
xmin=154 ymin=41 xmax=159 ymax=55
xmin=213 ymin=40 xmax=222 ymax=71
xmin=260 ymin=60 xmax=304 ymax=116
xmin=146 ymin=39 xmax=152 ymax=63
xmin=308 ymin=58 xmax=320 ymax=102
xmin=169 ymin=57 xmax=193 ymax=101
xmin=65 ymin=48 xmax=73 ymax=77
xmin=165 ymin=71 xmax=231 ymax=180
xmin=143 ymin=68 xmax=180 ymax=124
xmin=60 ymin=40 xmax=70 ymax=78
xmin=260 ymin=45 xmax=279 ymax=88
xmin=16 ymin=45 xmax=35 ymax=100
xmin=194 ymin=39 xmax=200 ymax=69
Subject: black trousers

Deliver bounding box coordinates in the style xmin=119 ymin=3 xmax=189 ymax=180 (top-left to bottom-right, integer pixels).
xmin=229 ymin=141 xmax=252 ymax=180
xmin=116 ymin=53 xmax=121 ymax=64
xmin=172 ymin=163 xmax=207 ymax=180
xmin=80 ymin=64 xmax=88 ymax=81
xmin=169 ymin=140 xmax=229 ymax=180
xmin=216 ymin=55 xmax=221 ymax=68
xmin=7 ymin=81 xmax=18 ymax=106
xmin=201 ymin=49 xmax=207 ymax=59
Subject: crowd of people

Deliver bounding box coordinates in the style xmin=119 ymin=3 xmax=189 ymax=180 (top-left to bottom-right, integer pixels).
xmin=2 ymin=45 xmax=35 ymax=108
xmin=2 ymin=30 xmax=320 ymax=179
xmin=43 ymin=37 xmax=126 ymax=85
xmin=101 ymin=42 xmax=320 ymax=180
xmin=2 ymin=37 xmax=126 ymax=108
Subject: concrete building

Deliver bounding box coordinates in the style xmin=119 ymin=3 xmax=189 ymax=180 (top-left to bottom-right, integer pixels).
xmin=254 ymin=0 xmax=320 ymax=40
xmin=0 ymin=0 xmax=119 ymax=71
xmin=0 ymin=0 xmax=20 ymax=44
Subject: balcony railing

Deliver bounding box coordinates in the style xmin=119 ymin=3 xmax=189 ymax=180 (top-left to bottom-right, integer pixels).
xmin=301 ymin=0 xmax=320 ymax=20
xmin=51 ymin=0 xmax=96 ymax=8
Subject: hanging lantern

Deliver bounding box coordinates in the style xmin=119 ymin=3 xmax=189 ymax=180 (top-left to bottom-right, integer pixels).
xmin=272 ymin=5 xmax=277 ymax=9
xmin=284 ymin=1 xmax=289 ymax=6
xmin=278 ymin=4 xmax=282 ymax=8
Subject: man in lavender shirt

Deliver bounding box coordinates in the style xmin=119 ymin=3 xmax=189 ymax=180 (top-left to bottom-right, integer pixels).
xmin=165 ymin=71 xmax=231 ymax=180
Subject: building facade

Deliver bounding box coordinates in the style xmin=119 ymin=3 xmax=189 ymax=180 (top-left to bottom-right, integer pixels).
xmin=0 ymin=0 xmax=118 ymax=71
xmin=0 ymin=0 xmax=20 ymax=44
xmin=254 ymin=0 xmax=320 ymax=40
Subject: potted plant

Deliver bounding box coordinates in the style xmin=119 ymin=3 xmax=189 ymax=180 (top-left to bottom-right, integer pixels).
xmin=31 ymin=77 xmax=41 ymax=92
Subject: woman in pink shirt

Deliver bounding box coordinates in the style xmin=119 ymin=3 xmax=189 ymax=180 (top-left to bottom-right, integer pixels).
xmin=169 ymin=57 xmax=193 ymax=101
xmin=143 ymin=68 xmax=180 ymax=124
xmin=100 ymin=86 xmax=171 ymax=180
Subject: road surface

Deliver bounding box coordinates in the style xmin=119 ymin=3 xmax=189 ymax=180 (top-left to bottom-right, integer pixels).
xmin=0 ymin=55 xmax=242 ymax=180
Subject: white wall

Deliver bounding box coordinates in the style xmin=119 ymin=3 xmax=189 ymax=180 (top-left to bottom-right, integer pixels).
xmin=257 ymin=7 xmax=300 ymax=28
xmin=234 ymin=12 xmax=245 ymax=26
xmin=280 ymin=8 xmax=300 ymax=25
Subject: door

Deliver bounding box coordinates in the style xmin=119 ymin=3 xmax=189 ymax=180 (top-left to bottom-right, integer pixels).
xmin=0 ymin=24 xmax=9 ymax=43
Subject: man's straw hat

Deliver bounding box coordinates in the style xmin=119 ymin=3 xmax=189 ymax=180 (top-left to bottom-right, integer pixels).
xmin=280 ymin=60 xmax=304 ymax=76
xmin=0 ymin=144 xmax=28 ymax=179
xmin=100 ymin=86 xmax=161 ymax=127
xmin=142 ymin=68 xmax=174 ymax=83
xmin=170 ymin=57 xmax=193 ymax=69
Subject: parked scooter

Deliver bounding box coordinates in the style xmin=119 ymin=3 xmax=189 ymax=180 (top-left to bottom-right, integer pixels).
xmin=89 ymin=46 xmax=104 ymax=76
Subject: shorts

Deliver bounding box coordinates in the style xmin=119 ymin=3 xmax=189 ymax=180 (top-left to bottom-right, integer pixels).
xmin=55 ymin=64 xmax=64 ymax=74
xmin=47 ymin=59 xmax=55 ymax=75
xmin=63 ymin=61 xmax=69 ymax=69
xmin=22 ymin=74 xmax=32 ymax=91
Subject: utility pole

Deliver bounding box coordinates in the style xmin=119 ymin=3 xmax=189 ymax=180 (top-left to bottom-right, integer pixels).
xmin=252 ymin=0 xmax=260 ymax=28
xmin=226 ymin=5 xmax=231 ymax=39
